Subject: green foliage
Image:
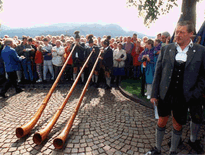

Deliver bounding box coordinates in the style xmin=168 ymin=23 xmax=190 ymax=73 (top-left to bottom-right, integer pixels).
xmin=0 ymin=0 xmax=3 ymax=12
xmin=127 ymin=0 xmax=178 ymax=27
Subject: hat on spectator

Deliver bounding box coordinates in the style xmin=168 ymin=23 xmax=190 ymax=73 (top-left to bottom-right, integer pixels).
xmin=74 ymin=31 xmax=80 ymax=39
xmin=88 ymin=34 xmax=94 ymax=44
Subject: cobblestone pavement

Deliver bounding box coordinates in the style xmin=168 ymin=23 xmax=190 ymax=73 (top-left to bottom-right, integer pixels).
xmin=0 ymin=83 xmax=204 ymax=155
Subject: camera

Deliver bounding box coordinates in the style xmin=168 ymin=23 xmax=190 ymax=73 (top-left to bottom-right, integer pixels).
xmin=142 ymin=57 xmax=147 ymax=61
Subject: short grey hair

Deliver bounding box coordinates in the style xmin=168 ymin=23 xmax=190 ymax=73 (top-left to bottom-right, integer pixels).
xmin=177 ymin=20 xmax=195 ymax=33
xmin=4 ymin=38 xmax=13 ymax=46
xmin=161 ymin=32 xmax=170 ymax=38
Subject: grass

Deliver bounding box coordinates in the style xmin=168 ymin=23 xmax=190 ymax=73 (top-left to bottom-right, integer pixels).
xmin=120 ymin=78 xmax=150 ymax=102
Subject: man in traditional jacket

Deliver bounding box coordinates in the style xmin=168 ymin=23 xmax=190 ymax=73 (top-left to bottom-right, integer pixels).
xmin=148 ymin=21 xmax=205 ymax=155
xmin=101 ymin=39 xmax=113 ymax=89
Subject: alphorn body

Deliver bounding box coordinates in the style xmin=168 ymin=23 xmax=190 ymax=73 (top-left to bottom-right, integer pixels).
xmin=33 ymin=48 xmax=95 ymax=145
xmin=16 ymin=44 xmax=77 ymax=138
xmin=53 ymin=48 xmax=103 ymax=149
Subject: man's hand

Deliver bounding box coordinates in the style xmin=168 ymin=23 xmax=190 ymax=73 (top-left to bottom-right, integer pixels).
xmin=20 ymin=56 xmax=25 ymax=59
xmin=150 ymin=98 xmax=158 ymax=106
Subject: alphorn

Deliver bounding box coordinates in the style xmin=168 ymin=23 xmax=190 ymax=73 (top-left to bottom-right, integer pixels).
xmin=33 ymin=48 xmax=95 ymax=145
xmin=16 ymin=44 xmax=77 ymax=138
xmin=53 ymin=48 xmax=103 ymax=149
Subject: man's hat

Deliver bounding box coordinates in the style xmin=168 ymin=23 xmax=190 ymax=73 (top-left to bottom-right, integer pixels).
xmin=74 ymin=31 xmax=80 ymax=39
xmin=88 ymin=34 xmax=94 ymax=44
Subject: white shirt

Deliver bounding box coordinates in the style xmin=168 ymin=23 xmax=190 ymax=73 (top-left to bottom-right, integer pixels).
xmin=175 ymin=39 xmax=193 ymax=62
xmin=52 ymin=46 xmax=65 ymax=66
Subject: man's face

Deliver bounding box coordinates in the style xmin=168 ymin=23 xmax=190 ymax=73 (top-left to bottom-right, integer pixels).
xmin=113 ymin=43 xmax=117 ymax=49
xmin=133 ymin=35 xmax=137 ymax=40
xmin=28 ymin=41 xmax=32 ymax=45
xmin=75 ymin=38 xmax=80 ymax=42
xmin=117 ymin=44 xmax=122 ymax=50
xmin=157 ymin=34 xmax=161 ymax=40
xmin=89 ymin=43 xmax=93 ymax=47
xmin=56 ymin=41 xmax=61 ymax=47
xmin=161 ymin=35 xmax=166 ymax=43
xmin=23 ymin=39 xmax=27 ymax=44
xmin=127 ymin=37 xmax=131 ymax=43
xmin=136 ymin=42 xmax=140 ymax=47
xmin=44 ymin=41 xmax=48 ymax=45
xmin=52 ymin=38 xmax=56 ymax=43
xmin=175 ymin=25 xmax=193 ymax=46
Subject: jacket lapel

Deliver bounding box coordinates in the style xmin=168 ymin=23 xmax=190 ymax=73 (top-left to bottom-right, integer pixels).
xmin=169 ymin=46 xmax=177 ymax=67
xmin=185 ymin=45 xmax=195 ymax=68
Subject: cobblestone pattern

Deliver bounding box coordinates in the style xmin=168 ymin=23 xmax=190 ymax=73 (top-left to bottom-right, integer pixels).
xmin=0 ymin=83 xmax=204 ymax=155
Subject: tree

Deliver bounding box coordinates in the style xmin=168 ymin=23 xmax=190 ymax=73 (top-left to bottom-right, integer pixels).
xmin=127 ymin=0 xmax=201 ymax=32
xmin=0 ymin=0 xmax=2 ymax=12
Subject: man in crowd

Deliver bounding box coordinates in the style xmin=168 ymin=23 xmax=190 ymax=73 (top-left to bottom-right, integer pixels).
xmin=71 ymin=31 xmax=86 ymax=84
xmin=0 ymin=38 xmax=25 ymax=98
xmin=0 ymin=41 xmax=8 ymax=98
xmin=28 ymin=38 xmax=38 ymax=81
xmin=42 ymin=38 xmax=54 ymax=82
xmin=101 ymin=39 xmax=113 ymax=89
xmin=123 ymin=36 xmax=134 ymax=79
xmin=16 ymin=37 xmax=35 ymax=83
xmin=148 ymin=21 xmax=205 ymax=155
xmin=87 ymin=35 xmax=100 ymax=87
xmin=161 ymin=31 xmax=171 ymax=47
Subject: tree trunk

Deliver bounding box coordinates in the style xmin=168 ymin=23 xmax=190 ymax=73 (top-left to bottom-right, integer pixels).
xmin=179 ymin=0 xmax=197 ymax=33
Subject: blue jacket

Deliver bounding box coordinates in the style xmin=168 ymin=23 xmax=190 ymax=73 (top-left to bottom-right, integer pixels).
xmin=1 ymin=46 xmax=22 ymax=72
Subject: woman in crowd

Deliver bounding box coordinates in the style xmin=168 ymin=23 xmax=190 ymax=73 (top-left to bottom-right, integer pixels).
xmin=113 ymin=43 xmax=127 ymax=85
xmin=141 ymin=36 xmax=148 ymax=48
xmin=131 ymin=40 xmax=144 ymax=79
xmin=138 ymin=39 xmax=155 ymax=99
xmin=64 ymin=40 xmax=73 ymax=81
xmin=35 ymin=45 xmax=43 ymax=83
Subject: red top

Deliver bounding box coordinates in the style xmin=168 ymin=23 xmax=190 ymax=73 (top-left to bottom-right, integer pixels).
xmin=64 ymin=46 xmax=73 ymax=65
xmin=131 ymin=44 xmax=144 ymax=66
xmin=35 ymin=50 xmax=43 ymax=64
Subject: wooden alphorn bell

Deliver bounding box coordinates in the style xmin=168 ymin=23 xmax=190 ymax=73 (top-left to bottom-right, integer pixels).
xmin=32 ymin=47 xmax=95 ymax=145
xmin=53 ymin=48 xmax=103 ymax=149
xmin=16 ymin=44 xmax=77 ymax=138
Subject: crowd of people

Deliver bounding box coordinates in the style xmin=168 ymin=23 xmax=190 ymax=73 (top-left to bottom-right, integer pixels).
xmin=0 ymin=30 xmax=170 ymax=96
xmin=0 ymin=20 xmax=205 ymax=154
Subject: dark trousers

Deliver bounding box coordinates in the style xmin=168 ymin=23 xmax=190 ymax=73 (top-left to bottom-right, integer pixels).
xmin=53 ymin=65 xmax=64 ymax=81
xmin=64 ymin=64 xmax=73 ymax=81
xmin=0 ymin=71 xmax=20 ymax=94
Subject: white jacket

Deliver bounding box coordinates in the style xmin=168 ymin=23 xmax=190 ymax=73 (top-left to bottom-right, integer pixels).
xmin=113 ymin=49 xmax=127 ymax=68
xmin=52 ymin=46 xmax=65 ymax=66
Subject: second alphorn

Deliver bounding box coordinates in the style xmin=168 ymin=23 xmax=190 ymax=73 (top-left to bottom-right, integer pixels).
xmin=33 ymin=48 xmax=95 ymax=145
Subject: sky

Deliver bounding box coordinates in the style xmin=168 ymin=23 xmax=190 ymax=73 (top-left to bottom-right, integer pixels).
xmin=0 ymin=0 xmax=204 ymax=36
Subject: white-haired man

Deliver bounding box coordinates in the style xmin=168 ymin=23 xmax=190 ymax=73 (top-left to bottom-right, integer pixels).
xmin=0 ymin=38 xmax=25 ymax=98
